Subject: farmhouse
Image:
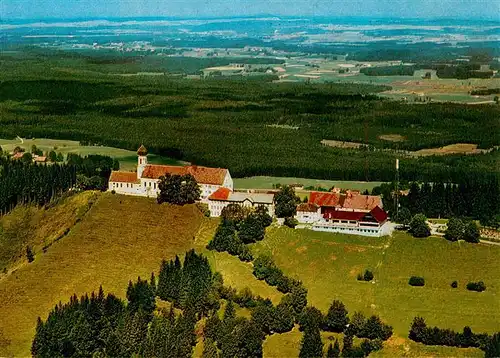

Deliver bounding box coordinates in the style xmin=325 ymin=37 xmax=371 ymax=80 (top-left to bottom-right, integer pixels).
xmin=108 ymin=145 xmax=233 ymax=200
xmin=208 ymin=188 xmax=274 ymax=217
xmin=296 ymin=190 xmax=390 ymax=237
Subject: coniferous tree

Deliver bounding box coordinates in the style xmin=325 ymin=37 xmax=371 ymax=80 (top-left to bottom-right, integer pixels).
xmin=299 ymin=326 xmax=323 ymax=358
xmin=326 ymin=340 xmax=340 ymax=358
xmin=272 ymin=302 xmax=294 ymax=333
xmin=342 ymin=334 xmax=354 ymax=357
xmin=298 ymin=306 xmax=324 ymax=332
xmin=202 ymin=338 xmax=219 ymax=358
xmin=324 ymin=300 xmax=349 ymax=332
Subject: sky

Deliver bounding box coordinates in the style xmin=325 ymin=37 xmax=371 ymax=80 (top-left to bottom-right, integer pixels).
xmin=1 ymin=0 xmax=499 ymax=20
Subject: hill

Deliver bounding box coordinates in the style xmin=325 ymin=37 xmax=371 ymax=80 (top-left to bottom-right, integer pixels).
xmin=0 ymin=193 xmax=203 ymax=356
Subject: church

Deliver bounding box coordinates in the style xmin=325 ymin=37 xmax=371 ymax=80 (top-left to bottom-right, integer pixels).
xmin=108 ymin=145 xmax=233 ymax=200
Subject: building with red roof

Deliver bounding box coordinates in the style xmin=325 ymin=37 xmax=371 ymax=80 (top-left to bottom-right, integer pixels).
xmin=208 ymin=188 xmax=274 ymax=217
xmin=108 ymin=146 xmax=233 ymax=199
xmin=296 ymin=190 xmax=390 ymax=237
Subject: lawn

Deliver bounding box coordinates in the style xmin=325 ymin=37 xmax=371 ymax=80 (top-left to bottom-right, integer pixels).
xmin=0 ymin=137 xmax=184 ymax=170
xmin=0 ymin=193 xmax=203 ymax=356
xmin=233 ymin=176 xmax=383 ymax=191
xmin=250 ymin=227 xmax=499 ymax=356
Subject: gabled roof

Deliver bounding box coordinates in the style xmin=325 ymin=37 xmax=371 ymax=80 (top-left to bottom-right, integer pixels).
xmin=322 ymin=206 xmax=388 ymax=223
xmin=309 ymin=192 xmax=340 ymax=207
xmin=323 ymin=209 xmax=366 ymax=221
xmin=109 ymin=171 xmax=140 ymax=184
xmin=209 ymin=188 xmax=274 ymax=204
xmin=297 ymin=202 xmax=320 ymax=213
xmin=141 ymin=165 xmax=227 ymax=185
xmin=309 ymin=191 xmax=382 ymax=211
xmin=370 ymin=206 xmax=388 ymax=223
xmin=209 ymin=187 xmax=231 ymax=201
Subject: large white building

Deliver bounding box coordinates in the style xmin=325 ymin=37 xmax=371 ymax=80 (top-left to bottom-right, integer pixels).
xmin=207 ymin=188 xmax=274 ymax=217
xmin=296 ymin=190 xmax=391 ymax=237
xmin=108 ymin=145 xmax=233 ymax=200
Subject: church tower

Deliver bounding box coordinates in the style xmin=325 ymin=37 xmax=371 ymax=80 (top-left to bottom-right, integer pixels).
xmin=137 ymin=145 xmax=148 ymax=179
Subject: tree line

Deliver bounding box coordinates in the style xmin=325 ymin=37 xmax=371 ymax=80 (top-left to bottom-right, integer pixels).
xmin=373 ymin=177 xmax=500 ymax=228
xmin=0 ymin=152 xmax=118 ymax=215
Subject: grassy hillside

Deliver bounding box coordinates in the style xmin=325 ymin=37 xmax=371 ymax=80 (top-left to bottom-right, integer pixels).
xmin=193 ymin=217 xmax=497 ymax=356
xmin=0 ymin=193 xmax=203 ymax=357
xmin=251 ymin=228 xmax=499 ymax=356
xmin=0 ymin=191 xmax=97 ymax=275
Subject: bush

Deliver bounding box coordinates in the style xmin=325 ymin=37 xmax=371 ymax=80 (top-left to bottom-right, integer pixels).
xmin=363 ymin=270 xmax=374 ymax=281
xmin=409 ymin=276 xmax=425 ymax=286
xmin=283 ymin=216 xmax=298 ymax=228
xmin=26 ymin=246 xmax=35 ymax=263
xmin=451 ymin=281 xmax=458 ymax=288
xmin=466 ymin=281 xmax=486 ymax=292
xmin=356 ymin=273 xmax=363 ymax=281
xmin=409 ymin=214 xmax=431 ymax=238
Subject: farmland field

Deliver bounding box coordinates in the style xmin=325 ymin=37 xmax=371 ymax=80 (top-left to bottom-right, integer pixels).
xmin=0 ymin=51 xmax=498 ymax=185
xmin=233 ymin=176 xmax=383 ymax=191
xmin=0 ymin=193 xmax=203 ymax=356
xmin=0 ymin=138 xmax=184 ymax=170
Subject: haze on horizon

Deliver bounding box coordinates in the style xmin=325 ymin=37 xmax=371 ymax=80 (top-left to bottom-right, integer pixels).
xmin=1 ymin=0 xmax=498 ymax=21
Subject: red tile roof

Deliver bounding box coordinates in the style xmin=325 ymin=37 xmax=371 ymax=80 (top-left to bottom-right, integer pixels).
xmin=308 ymin=192 xmax=341 ymax=207
xmin=209 ymin=187 xmax=231 ymax=201
xmin=323 ymin=209 xmax=366 ymax=221
xmin=322 ymin=206 xmax=388 ymax=223
xmin=141 ymin=165 xmax=227 ymax=185
xmin=297 ymin=202 xmax=319 ymax=213
xmin=309 ymin=191 xmax=382 ymax=211
xmin=370 ymin=206 xmax=388 ymax=223
xmin=109 ymin=171 xmax=139 ymax=183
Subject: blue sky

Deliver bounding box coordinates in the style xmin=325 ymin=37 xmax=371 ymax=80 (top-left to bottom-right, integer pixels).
xmin=1 ymin=0 xmax=498 ymax=20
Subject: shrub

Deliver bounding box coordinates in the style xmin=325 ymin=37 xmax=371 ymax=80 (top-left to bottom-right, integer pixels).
xmin=409 ymin=214 xmax=431 ymax=238
xmin=409 ymin=276 xmax=425 ymax=286
xmin=283 ymin=216 xmax=298 ymax=228
xmin=466 ymin=281 xmax=486 ymax=292
xmin=26 ymin=246 xmax=35 ymax=263
xmin=356 ymin=273 xmax=363 ymax=281
xmin=451 ymin=281 xmax=458 ymax=288
xmin=237 ymin=245 xmax=253 ymax=262
xmin=363 ymin=270 xmax=374 ymax=281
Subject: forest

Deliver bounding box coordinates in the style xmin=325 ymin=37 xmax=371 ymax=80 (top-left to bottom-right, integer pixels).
xmin=0 ymin=53 xmax=498 ymax=185
xmin=0 ymin=153 xmax=117 ymax=215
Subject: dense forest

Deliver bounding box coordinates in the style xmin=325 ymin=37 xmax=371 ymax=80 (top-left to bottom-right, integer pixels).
xmin=0 ymin=55 xmax=498 ymax=184
xmin=373 ymin=177 xmax=500 ymax=226
xmin=360 ymin=65 xmax=415 ymax=76
xmin=0 ymin=153 xmax=117 ymax=215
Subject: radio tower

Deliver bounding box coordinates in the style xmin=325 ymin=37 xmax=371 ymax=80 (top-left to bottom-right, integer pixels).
xmin=394 ymin=158 xmax=400 ymax=218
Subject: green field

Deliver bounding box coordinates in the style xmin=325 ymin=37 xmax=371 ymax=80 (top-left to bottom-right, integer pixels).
xmin=234 ymin=176 xmax=383 ymax=191
xmin=0 ymin=193 xmax=203 ymax=356
xmin=193 ymin=218 xmax=499 ymax=356
xmin=0 ymin=137 xmax=184 ymax=170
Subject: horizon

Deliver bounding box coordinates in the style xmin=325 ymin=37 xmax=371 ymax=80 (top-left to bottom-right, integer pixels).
xmin=2 ymin=0 xmax=499 ymax=21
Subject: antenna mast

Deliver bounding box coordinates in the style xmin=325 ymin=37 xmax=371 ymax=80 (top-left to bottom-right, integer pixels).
xmin=394 ymin=158 xmax=399 ymax=218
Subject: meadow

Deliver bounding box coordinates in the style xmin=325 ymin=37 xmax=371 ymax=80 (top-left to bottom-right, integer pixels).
xmin=233 ymin=176 xmax=383 ymax=191
xmin=0 ymin=51 xmax=498 ymax=184
xmin=0 ymin=138 xmax=184 ymax=170
xmin=195 ymin=220 xmax=499 ymax=357
xmin=0 ymin=193 xmax=203 ymax=356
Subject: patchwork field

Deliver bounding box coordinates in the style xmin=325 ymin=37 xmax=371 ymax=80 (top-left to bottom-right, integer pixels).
xmin=233 ymin=176 xmax=383 ymax=191
xmin=0 ymin=138 xmax=184 ymax=170
xmin=0 ymin=194 xmax=203 ymax=356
